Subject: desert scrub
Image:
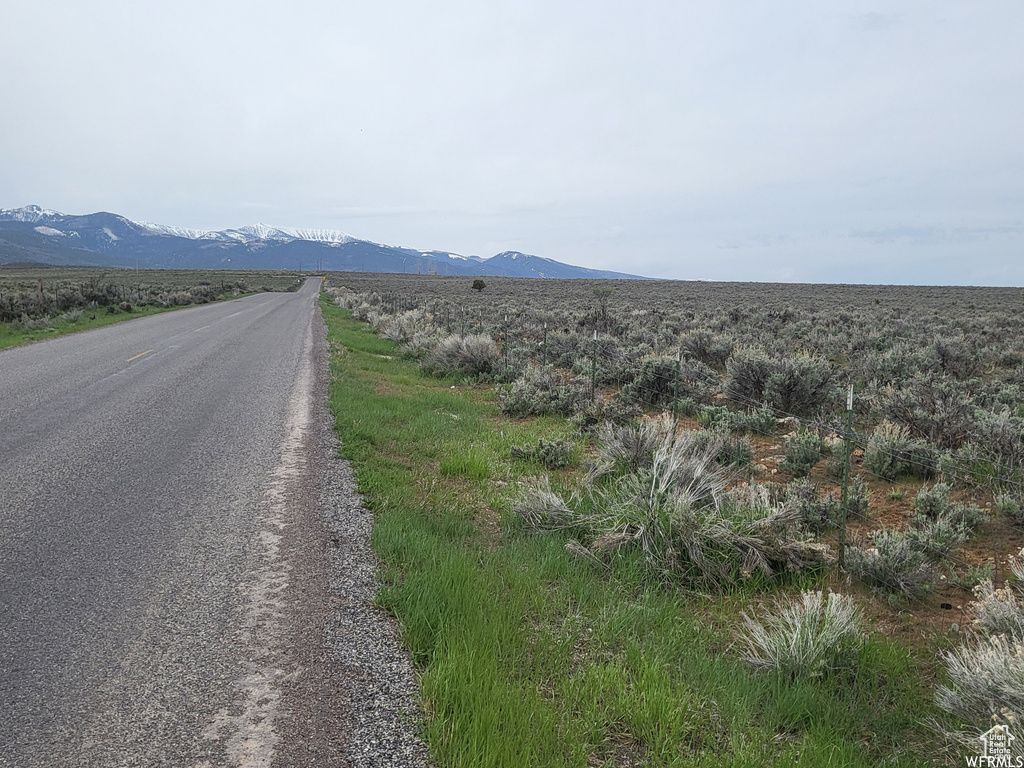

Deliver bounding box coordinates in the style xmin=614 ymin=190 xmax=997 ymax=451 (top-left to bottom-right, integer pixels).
xmin=845 ymin=528 xmax=938 ymax=600
xmin=518 ymin=417 xmax=832 ymax=589
xmin=510 ymin=438 xmax=577 ymax=470
xmin=863 ymin=421 xmax=936 ymax=480
xmin=696 ymin=404 xmax=777 ymax=436
xmin=994 ymin=492 xmax=1024 ymax=526
xmin=692 ymin=428 xmax=754 ymax=468
xmin=619 ymin=355 xmax=716 ymax=407
xmin=725 ymin=348 xmax=837 ymax=418
xmin=934 ymin=550 xmax=1024 ymax=756
xmin=322 ymin=288 xmax=950 ymax=767
xmin=779 ymin=428 xmax=825 ymax=478
xmin=935 ymin=634 xmax=1024 ymax=757
xmin=420 ymin=333 xmax=499 ymax=379
xmin=499 ymin=365 xmax=588 ymax=417
xmin=568 ymin=395 xmax=642 ymax=432
xmin=969 ymin=549 xmax=1024 ymax=640
xmin=742 ymin=591 xmax=864 ymax=679
xmin=785 ymin=478 xmax=866 ymax=533
xmin=910 ymin=483 xmax=987 ymax=542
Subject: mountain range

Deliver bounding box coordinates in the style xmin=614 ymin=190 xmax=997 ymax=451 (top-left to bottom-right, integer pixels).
xmin=0 ymin=205 xmax=649 ymax=279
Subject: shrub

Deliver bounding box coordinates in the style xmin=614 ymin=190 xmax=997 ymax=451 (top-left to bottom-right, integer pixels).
xmin=679 ymin=330 xmax=733 ymax=367
xmin=696 ymin=405 xmax=776 ymax=436
xmin=531 ymin=417 xmax=831 ymax=589
xmin=421 ymin=334 xmax=499 ymax=379
xmin=911 ymin=483 xmax=987 ymax=532
xmin=935 ymin=634 xmax=1024 ymax=756
xmin=879 ymin=374 xmax=976 ymax=450
xmin=582 ymin=466 xmax=829 ymax=588
xmin=968 ymin=549 xmax=1024 ymax=639
xmin=905 ymin=512 xmax=968 ymax=558
xmin=787 ymin=479 xmax=840 ymax=532
xmin=691 ymin=429 xmax=754 ymax=468
xmin=779 ymin=429 xmax=825 ymax=478
xmin=568 ymin=396 xmax=642 ymax=432
xmin=588 ymin=417 xmax=671 ymax=476
xmin=863 ymin=421 xmax=935 ymax=480
xmin=786 ymin=478 xmax=868 ymax=533
xmin=845 ymin=528 xmax=937 ymax=599
xmin=936 ymin=551 xmax=1024 ymax=755
xmin=742 ymin=591 xmax=863 ymax=679
xmin=378 ymin=308 xmax=435 ymax=344
xmin=510 ymin=438 xmax=576 ymax=470
xmin=514 ymin=476 xmax=574 ymax=530
xmin=725 ymin=348 xmax=837 ymax=417
xmin=994 ymin=492 xmax=1024 ymax=526
xmin=620 ymin=355 xmax=716 ymax=407
xmin=764 ymin=355 xmax=838 ymax=418
xmin=725 ymin=347 xmax=772 ymax=406
xmin=499 ymin=365 xmax=588 ymax=417
xmin=971 ymin=582 xmax=1024 ymax=640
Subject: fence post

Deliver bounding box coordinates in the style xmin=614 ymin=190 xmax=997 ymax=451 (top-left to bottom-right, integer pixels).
xmin=590 ymin=330 xmax=598 ymax=403
xmin=542 ymin=323 xmax=548 ymax=367
xmin=672 ymin=352 xmax=681 ymax=430
xmin=839 ymin=382 xmax=854 ymax=572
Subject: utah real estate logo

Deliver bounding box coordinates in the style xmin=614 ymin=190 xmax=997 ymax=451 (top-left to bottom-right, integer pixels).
xmin=966 ymin=725 xmax=1021 ymax=767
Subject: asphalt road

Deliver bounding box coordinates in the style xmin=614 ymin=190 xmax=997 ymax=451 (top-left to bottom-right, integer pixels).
xmin=0 ymin=278 xmax=328 ymax=767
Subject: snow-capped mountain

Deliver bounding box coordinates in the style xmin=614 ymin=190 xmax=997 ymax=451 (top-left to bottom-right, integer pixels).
xmin=0 ymin=205 xmax=649 ymax=279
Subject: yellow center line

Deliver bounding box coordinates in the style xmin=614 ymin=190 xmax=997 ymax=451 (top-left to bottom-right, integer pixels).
xmin=126 ymin=349 xmax=154 ymax=362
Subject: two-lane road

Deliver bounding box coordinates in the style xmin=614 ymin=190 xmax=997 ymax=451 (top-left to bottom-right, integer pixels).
xmin=0 ymin=278 xmax=327 ymax=766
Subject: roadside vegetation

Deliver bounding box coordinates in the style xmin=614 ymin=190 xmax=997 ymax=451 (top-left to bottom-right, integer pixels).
xmin=319 ymin=283 xmax=987 ymax=767
xmin=0 ymin=266 xmax=302 ymax=349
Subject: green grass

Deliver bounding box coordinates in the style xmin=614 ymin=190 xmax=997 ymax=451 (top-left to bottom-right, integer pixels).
xmin=0 ymin=303 xmax=188 ymax=350
xmin=321 ymin=294 xmax=949 ymax=767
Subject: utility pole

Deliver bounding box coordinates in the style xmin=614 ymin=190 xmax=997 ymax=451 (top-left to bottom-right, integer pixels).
xmin=839 ymin=382 xmax=854 ymax=571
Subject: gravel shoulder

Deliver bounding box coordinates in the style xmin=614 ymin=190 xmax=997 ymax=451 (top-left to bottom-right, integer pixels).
xmin=272 ymin=304 xmax=430 ymax=768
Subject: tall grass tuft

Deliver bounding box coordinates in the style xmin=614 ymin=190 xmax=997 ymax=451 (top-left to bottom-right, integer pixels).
xmin=742 ymin=591 xmax=864 ymax=679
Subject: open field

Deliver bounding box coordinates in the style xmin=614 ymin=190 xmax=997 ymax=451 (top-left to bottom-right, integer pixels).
xmin=0 ymin=266 xmax=303 ymax=348
xmin=322 ymin=274 xmax=1024 ymax=765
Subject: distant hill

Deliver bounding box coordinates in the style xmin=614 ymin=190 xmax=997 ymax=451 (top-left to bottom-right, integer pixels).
xmin=0 ymin=205 xmax=652 ymax=279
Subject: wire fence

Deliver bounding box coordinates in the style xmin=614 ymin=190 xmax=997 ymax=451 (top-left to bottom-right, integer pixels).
xmin=332 ymin=287 xmax=1024 ymax=601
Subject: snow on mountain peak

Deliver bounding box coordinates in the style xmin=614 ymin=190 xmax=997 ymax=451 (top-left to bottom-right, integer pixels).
xmin=1 ymin=205 xmax=63 ymax=223
xmin=277 ymin=227 xmax=356 ymax=244
xmin=138 ymin=222 xmax=212 ymax=239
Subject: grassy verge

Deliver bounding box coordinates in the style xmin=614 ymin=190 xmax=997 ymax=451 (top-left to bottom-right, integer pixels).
xmin=0 ymin=295 xmax=252 ymax=350
xmin=321 ymin=294 xmax=947 ymax=768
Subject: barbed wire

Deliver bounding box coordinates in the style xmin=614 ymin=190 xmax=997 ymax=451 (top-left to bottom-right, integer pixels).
xmin=335 ymin=288 xmax=1024 ymax=500
xmin=335 ymin=289 xmax=1024 ymax=602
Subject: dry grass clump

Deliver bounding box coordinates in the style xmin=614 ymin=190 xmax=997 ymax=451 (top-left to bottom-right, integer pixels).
xmin=970 ymin=550 xmax=1024 ymax=640
xmin=741 ymin=591 xmax=864 ymax=679
xmin=936 ymin=635 xmax=1024 ymax=756
xmin=515 ymin=415 xmax=831 ymax=589
xmin=512 ymin=476 xmax=575 ymax=530
xmin=934 ymin=549 xmax=1024 ymax=754
xmin=421 ymin=334 xmax=499 ymax=379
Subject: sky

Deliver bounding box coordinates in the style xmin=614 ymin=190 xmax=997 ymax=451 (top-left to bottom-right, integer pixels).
xmin=2 ymin=1 xmax=1023 ymax=285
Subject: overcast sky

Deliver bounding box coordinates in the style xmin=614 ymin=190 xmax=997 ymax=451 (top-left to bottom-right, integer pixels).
xmin=2 ymin=2 xmax=1022 ymax=285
